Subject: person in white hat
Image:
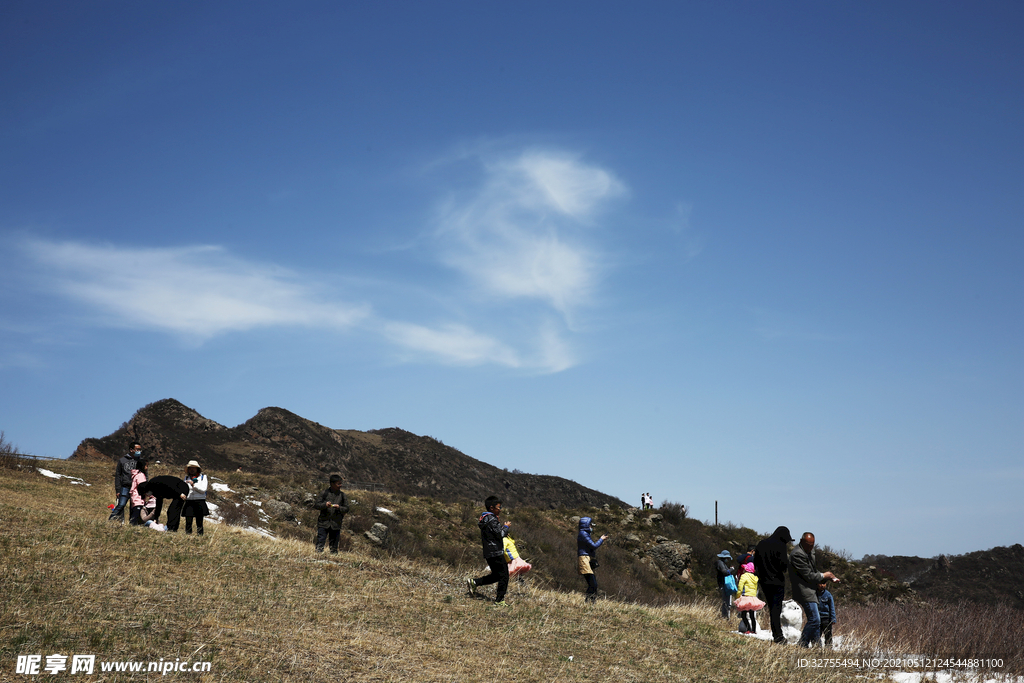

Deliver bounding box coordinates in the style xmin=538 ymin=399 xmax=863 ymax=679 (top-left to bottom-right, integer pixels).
xmin=182 ymin=460 xmax=209 ymax=535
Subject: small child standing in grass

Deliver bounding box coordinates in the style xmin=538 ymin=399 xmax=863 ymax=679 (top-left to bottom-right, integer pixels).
xmin=818 ymin=583 xmax=837 ymax=646
xmin=466 ymin=496 xmax=511 ymax=606
xmin=735 ymin=562 xmax=763 ymax=634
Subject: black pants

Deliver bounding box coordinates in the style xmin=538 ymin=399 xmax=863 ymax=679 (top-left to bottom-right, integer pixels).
xmin=583 ymin=573 xmax=598 ymax=602
xmin=184 ymin=514 xmax=204 ymax=535
xmin=762 ymin=584 xmax=786 ymax=644
xmin=165 ymin=498 xmax=184 ymax=532
xmin=740 ymin=610 xmax=757 ymax=633
xmin=475 ymin=555 xmax=509 ymax=602
xmin=821 ymin=620 xmax=834 ymax=646
xmin=316 ymin=527 xmax=340 ymax=553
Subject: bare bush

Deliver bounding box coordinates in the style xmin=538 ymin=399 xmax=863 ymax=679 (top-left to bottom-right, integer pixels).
xmin=0 ymin=430 xmax=31 ymax=470
xmin=841 ymin=600 xmax=1023 ymax=674
xmin=0 ymin=430 xmax=17 ymax=454
xmin=659 ymin=500 xmax=687 ymax=525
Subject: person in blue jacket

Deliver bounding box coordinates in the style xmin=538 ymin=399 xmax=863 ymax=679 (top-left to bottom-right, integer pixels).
xmin=577 ymin=517 xmax=609 ymax=603
xmin=818 ymin=583 xmax=837 ymax=647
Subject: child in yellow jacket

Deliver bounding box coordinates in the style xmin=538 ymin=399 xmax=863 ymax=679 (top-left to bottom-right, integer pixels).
xmin=736 ymin=562 xmax=760 ymax=634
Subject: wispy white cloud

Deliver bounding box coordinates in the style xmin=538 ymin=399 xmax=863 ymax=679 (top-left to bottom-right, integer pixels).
xmin=381 ymin=321 xmax=522 ymax=368
xmin=434 ymin=148 xmax=626 ymax=315
xmin=21 ymin=240 xmax=368 ymax=339
xmin=16 ymin=235 xmax=579 ymax=372
xmin=381 ymin=317 xmax=577 ymax=373
xmin=14 ymin=148 xmax=624 ymax=374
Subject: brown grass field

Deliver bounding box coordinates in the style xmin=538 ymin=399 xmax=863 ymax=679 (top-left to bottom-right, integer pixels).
xmin=1 ymin=458 xmax=1018 ymax=682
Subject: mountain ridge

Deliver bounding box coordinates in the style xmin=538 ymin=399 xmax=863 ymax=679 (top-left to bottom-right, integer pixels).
xmin=71 ymin=398 xmax=625 ymax=509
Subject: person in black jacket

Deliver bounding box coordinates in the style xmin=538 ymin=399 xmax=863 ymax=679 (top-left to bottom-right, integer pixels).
xmin=313 ymin=474 xmax=349 ymax=553
xmin=136 ymin=475 xmax=189 ymax=532
xmin=466 ymin=496 xmax=511 ymax=606
xmin=108 ymin=442 xmax=141 ymax=522
xmin=754 ymin=525 xmax=795 ymax=644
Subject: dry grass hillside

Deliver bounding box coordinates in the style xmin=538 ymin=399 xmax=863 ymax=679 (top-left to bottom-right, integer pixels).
xmin=0 ymin=460 xmax=865 ymax=682
xmin=3 ymin=458 xmax=1020 ymax=682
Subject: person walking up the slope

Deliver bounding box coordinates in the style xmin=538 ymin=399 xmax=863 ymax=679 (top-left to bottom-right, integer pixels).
xmin=466 ymin=496 xmax=511 ymax=606
xmin=577 ymin=517 xmax=609 ymax=603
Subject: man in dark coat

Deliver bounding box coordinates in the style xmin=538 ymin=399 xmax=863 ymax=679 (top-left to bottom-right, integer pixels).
xmin=137 ymin=475 xmax=189 ymax=532
xmin=108 ymin=442 xmax=141 ymax=522
xmin=466 ymin=496 xmax=511 ymax=606
xmin=313 ymin=474 xmax=349 ymax=553
xmin=789 ymin=532 xmax=840 ymax=647
xmin=754 ymin=525 xmax=795 ymax=644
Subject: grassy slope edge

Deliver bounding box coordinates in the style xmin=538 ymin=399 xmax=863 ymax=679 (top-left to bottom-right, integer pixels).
xmin=0 ymin=460 xmax=980 ymax=682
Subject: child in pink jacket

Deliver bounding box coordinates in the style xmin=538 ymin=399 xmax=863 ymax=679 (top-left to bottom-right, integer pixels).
xmin=128 ymin=460 xmax=149 ymax=526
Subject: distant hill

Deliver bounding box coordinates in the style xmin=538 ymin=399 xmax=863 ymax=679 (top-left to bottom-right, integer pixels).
xmin=863 ymin=545 xmax=1024 ymax=610
xmin=71 ymin=398 xmax=625 ymax=510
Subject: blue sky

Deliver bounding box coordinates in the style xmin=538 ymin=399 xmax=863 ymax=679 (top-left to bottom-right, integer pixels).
xmin=2 ymin=2 xmax=1021 ymax=560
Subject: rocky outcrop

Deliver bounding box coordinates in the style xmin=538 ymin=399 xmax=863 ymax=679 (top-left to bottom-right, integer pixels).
xmin=647 ymin=538 xmax=694 ymax=584
xmin=365 ymin=523 xmax=390 ymax=545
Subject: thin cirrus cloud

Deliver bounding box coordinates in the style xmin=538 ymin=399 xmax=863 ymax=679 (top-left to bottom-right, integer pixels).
xmin=20 ymin=240 xmax=369 ymax=339
xmin=16 ymin=149 xmax=626 ymax=373
xmin=434 ymin=149 xmax=626 ymax=316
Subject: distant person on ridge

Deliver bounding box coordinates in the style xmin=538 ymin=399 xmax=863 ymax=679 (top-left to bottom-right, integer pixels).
xmin=754 ymin=526 xmax=795 ymax=644
xmin=108 ymin=441 xmax=141 ymax=523
xmin=789 ymin=532 xmax=840 ymax=647
xmin=313 ymin=474 xmax=349 ymax=553
xmin=577 ymin=516 xmax=608 ymax=603
xmin=466 ymin=496 xmax=511 ymax=606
